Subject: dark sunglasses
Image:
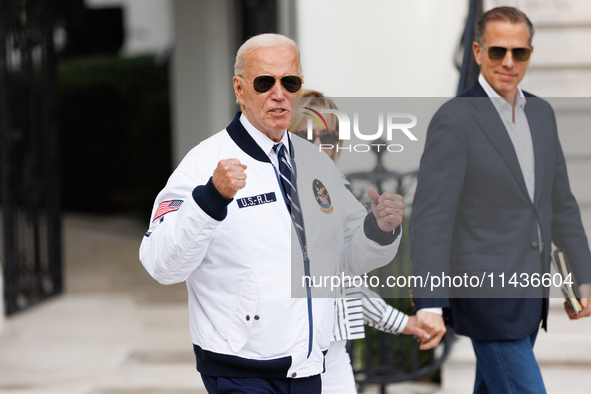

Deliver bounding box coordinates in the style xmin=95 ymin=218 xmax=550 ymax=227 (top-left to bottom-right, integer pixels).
xmin=239 ymin=75 xmax=303 ymax=94
xmin=292 ymin=130 xmax=339 ymax=145
xmin=485 ymin=46 xmax=531 ymax=62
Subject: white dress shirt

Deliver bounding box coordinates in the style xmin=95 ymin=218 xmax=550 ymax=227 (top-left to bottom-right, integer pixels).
xmin=478 ymin=74 xmax=535 ymax=201
xmin=479 ymin=74 xmax=543 ymax=251
xmin=240 ymin=113 xmax=292 ymax=170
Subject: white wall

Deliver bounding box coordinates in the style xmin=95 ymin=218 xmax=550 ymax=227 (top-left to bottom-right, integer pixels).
xmin=168 ymin=0 xmax=471 ymax=164
xmin=295 ymin=0 xmax=468 ymax=97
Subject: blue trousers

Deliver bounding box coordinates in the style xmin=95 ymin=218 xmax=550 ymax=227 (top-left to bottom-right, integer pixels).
xmin=471 ymin=329 xmax=546 ymax=394
xmin=201 ymin=374 xmax=322 ymax=394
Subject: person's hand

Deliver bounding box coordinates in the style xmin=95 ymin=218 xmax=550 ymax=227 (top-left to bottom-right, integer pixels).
xmin=416 ymin=310 xmax=446 ymax=350
xmin=367 ymin=189 xmax=404 ymax=233
xmin=212 ymin=159 xmax=247 ymax=199
xmin=565 ymin=284 xmax=591 ymax=320
xmin=402 ymin=315 xmax=431 ymax=344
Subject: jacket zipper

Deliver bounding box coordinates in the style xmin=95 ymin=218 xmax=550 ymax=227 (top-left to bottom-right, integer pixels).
xmin=272 ymin=163 xmax=314 ymax=358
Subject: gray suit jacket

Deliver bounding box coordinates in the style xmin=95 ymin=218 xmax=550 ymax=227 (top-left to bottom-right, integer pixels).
xmin=409 ymin=81 xmax=591 ymax=340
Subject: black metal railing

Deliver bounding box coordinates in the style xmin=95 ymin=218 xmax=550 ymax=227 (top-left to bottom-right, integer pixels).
xmin=456 ymin=0 xmax=483 ymax=95
xmin=1 ymin=0 xmax=62 ymax=315
xmin=345 ymin=141 xmax=454 ymax=394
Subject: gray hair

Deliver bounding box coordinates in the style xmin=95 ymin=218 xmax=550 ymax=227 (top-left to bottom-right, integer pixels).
xmin=234 ymin=33 xmax=302 ymax=76
xmin=475 ymin=6 xmax=535 ymax=46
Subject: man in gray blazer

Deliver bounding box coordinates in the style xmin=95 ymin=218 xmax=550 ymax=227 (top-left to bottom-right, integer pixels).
xmin=409 ymin=6 xmax=591 ymax=393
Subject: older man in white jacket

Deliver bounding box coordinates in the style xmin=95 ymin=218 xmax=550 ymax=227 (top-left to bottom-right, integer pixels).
xmin=139 ymin=33 xmax=404 ymax=394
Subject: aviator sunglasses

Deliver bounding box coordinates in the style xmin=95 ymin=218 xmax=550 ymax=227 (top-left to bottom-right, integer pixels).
xmin=239 ymin=75 xmax=303 ymax=94
xmin=484 ymin=46 xmax=531 ymax=62
xmin=292 ymin=129 xmax=339 ymax=145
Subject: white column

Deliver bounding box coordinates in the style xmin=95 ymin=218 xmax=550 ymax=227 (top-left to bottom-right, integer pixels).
xmin=170 ymin=0 xmax=238 ymax=165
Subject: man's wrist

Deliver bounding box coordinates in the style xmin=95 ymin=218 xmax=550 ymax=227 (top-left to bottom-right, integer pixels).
xmin=363 ymin=212 xmax=401 ymax=245
xmin=192 ymin=177 xmax=233 ymax=221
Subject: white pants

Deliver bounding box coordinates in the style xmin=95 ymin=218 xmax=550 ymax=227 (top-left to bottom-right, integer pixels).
xmin=321 ymin=340 xmax=357 ymax=394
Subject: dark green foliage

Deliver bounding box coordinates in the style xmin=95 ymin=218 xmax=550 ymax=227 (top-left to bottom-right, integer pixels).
xmin=349 ymin=218 xmax=441 ymax=385
xmin=58 ymin=55 xmax=171 ymax=217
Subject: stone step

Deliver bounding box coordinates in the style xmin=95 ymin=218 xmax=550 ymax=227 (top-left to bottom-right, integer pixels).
xmin=555 ymin=97 xmax=591 ymax=238
xmin=565 ymin=160 xmax=591 ymax=204
xmin=521 ymin=69 xmax=591 ymax=96
xmin=532 ymin=12 xmax=591 ymax=27
xmin=579 ymin=208 xmax=591 ymax=238
xmin=530 ymin=29 xmax=591 ymax=65
xmin=529 ymin=54 xmax=591 ymax=71
xmin=553 ymin=98 xmax=591 ymax=160
xmin=486 ymin=0 xmax=591 ymax=14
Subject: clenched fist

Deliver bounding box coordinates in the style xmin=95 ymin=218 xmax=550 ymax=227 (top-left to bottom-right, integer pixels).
xmin=402 ymin=315 xmax=431 ymax=342
xmin=212 ymin=159 xmax=247 ymax=199
xmin=367 ymin=189 xmax=404 ymax=233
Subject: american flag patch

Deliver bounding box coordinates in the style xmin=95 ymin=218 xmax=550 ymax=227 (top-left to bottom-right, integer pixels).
xmin=153 ymin=200 xmax=183 ymax=220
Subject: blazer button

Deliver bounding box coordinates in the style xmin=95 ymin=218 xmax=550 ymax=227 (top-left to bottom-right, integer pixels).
xmin=254 ymin=315 xmax=260 ymax=320
xmin=246 ymin=315 xmax=250 ymax=321
xmin=531 ymin=241 xmax=539 ymax=249
xmin=292 ymin=372 xmax=297 ymax=378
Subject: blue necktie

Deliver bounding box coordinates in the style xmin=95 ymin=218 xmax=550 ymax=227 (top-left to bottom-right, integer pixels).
xmin=273 ymin=143 xmax=293 ymax=207
xmin=274 ymin=142 xmax=312 ymax=357
xmin=273 ymin=143 xmax=305 ymax=239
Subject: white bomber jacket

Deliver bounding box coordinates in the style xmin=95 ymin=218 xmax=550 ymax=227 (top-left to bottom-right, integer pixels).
xmin=139 ymin=113 xmax=400 ymax=379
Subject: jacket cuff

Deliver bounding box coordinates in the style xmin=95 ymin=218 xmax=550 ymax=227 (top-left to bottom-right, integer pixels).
xmin=412 ymin=298 xmax=450 ymax=313
xmin=192 ymin=177 xmax=233 ymax=221
xmin=363 ymin=212 xmax=401 ymax=246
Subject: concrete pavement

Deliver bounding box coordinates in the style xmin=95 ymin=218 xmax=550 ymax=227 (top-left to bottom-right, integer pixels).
xmin=0 ymin=213 xmax=438 ymax=394
xmin=0 ymin=214 xmax=207 ymax=394
xmin=5 ymin=213 xmax=588 ymax=393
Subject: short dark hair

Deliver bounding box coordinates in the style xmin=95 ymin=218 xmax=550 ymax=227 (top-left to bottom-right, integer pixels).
xmin=475 ymin=6 xmax=535 ymax=46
